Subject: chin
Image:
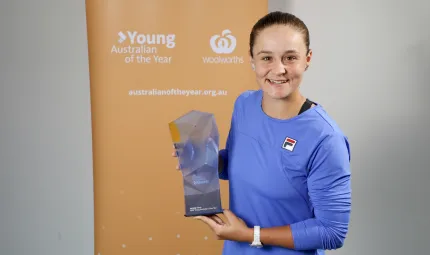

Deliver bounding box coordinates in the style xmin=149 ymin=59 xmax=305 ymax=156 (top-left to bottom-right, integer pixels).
xmin=265 ymin=90 xmax=292 ymax=100
xmin=261 ymin=80 xmax=296 ymax=100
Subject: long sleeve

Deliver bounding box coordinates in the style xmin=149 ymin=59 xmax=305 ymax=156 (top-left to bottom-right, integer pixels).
xmin=290 ymin=133 xmax=352 ymax=250
xmin=218 ymin=93 xmax=243 ymax=181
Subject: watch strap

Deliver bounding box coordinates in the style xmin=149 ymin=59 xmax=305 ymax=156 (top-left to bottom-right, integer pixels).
xmin=250 ymin=226 xmax=263 ymax=248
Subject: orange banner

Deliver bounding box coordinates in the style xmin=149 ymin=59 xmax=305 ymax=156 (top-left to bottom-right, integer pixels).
xmin=86 ymin=1 xmax=267 ymax=254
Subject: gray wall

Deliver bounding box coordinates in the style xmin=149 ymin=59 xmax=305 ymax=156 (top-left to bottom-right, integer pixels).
xmin=0 ymin=1 xmax=94 ymax=255
xmin=269 ymin=0 xmax=430 ymax=254
xmin=1 ymin=0 xmax=429 ymax=255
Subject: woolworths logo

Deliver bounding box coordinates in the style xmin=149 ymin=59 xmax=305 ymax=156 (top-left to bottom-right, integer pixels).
xmin=202 ymin=29 xmax=244 ymax=64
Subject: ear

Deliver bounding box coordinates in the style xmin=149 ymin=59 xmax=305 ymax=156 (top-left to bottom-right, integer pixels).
xmin=250 ymin=54 xmax=255 ymax=71
xmin=306 ymin=49 xmax=313 ymax=67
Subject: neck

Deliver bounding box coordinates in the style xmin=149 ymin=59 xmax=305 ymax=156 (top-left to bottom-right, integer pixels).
xmin=261 ymin=91 xmax=306 ymax=120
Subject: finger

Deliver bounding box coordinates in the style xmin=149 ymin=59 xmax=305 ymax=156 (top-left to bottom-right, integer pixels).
xmin=221 ymin=209 xmax=234 ymax=223
xmin=209 ymin=215 xmax=225 ymax=225
xmin=210 ymin=215 xmax=224 ymax=224
xmin=222 ymin=209 xmax=232 ymax=216
xmin=194 ymin=216 xmax=219 ymax=230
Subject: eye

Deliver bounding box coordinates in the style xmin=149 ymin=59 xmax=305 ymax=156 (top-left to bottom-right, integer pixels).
xmin=262 ymin=56 xmax=272 ymax=61
xmin=285 ymin=56 xmax=297 ymax=61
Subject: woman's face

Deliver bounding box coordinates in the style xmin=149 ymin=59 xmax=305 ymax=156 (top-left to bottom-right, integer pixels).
xmin=251 ymin=25 xmax=312 ymax=100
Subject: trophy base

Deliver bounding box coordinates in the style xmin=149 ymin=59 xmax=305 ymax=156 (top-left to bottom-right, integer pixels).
xmin=184 ymin=189 xmax=223 ymax=217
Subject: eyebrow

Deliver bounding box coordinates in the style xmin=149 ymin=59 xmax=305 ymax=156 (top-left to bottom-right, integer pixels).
xmin=257 ymin=49 xmax=299 ymax=55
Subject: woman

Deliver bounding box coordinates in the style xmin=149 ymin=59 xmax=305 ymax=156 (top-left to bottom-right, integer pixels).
xmin=173 ymin=11 xmax=351 ymax=255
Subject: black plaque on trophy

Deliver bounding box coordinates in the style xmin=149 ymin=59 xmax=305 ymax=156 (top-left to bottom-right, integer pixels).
xmin=169 ymin=110 xmax=223 ymax=217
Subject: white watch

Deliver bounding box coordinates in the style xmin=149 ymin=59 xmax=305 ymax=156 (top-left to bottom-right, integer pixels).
xmin=250 ymin=226 xmax=263 ymax=248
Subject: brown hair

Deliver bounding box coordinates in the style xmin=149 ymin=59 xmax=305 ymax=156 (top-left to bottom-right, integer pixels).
xmin=249 ymin=11 xmax=310 ymax=57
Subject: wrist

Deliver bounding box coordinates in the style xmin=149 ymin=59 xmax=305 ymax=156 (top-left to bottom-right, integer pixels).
xmin=249 ymin=226 xmax=264 ymax=248
xmin=239 ymin=227 xmax=254 ymax=243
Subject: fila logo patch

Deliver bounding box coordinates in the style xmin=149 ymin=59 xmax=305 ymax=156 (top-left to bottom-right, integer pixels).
xmin=282 ymin=137 xmax=297 ymax=151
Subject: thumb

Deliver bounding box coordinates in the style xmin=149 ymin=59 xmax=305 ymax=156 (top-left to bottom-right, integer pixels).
xmin=222 ymin=209 xmax=236 ymax=221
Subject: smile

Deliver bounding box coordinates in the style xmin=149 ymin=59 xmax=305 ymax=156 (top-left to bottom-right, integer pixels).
xmin=267 ymin=79 xmax=289 ymax=85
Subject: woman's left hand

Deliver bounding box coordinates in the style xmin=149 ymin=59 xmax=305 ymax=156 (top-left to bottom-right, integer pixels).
xmin=194 ymin=209 xmax=253 ymax=242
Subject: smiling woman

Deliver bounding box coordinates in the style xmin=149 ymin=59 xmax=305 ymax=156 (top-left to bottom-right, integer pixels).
xmin=173 ymin=11 xmax=352 ymax=255
xmin=249 ymin=12 xmax=312 ymax=119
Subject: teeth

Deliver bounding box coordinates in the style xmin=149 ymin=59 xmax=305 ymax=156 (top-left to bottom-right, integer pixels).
xmin=269 ymin=79 xmax=287 ymax=84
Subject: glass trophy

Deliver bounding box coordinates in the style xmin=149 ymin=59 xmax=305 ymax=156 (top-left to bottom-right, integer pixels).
xmin=169 ymin=110 xmax=223 ymax=217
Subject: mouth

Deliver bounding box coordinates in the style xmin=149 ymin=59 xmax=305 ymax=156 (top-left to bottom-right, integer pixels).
xmin=267 ymin=79 xmax=289 ymax=85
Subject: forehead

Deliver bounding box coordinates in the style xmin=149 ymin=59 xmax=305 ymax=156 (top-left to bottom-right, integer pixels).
xmin=254 ymin=25 xmax=306 ymax=53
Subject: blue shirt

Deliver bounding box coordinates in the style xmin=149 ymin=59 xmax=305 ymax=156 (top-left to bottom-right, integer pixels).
xmin=218 ymin=90 xmax=351 ymax=255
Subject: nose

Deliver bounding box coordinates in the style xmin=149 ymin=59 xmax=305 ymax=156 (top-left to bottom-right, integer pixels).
xmin=272 ymin=60 xmax=286 ymax=75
